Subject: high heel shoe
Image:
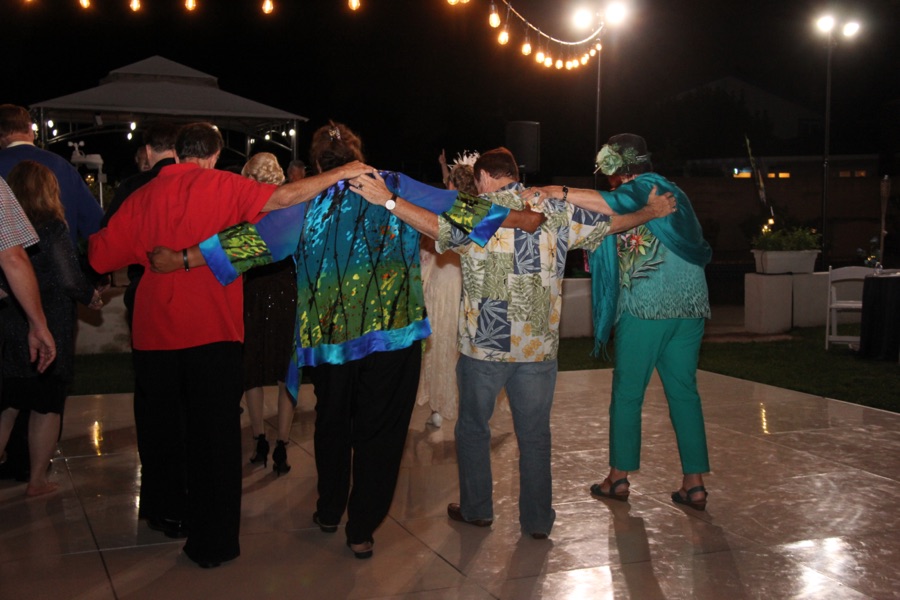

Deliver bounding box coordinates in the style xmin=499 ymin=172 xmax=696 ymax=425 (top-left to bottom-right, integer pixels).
xmin=250 ymin=434 xmax=269 ymax=468
xmin=272 ymin=439 xmax=291 ymax=476
xmin=590 ymin=477 xmax=630 ymax=502
xmin=671 ymin=485 xmax=708 ymax=511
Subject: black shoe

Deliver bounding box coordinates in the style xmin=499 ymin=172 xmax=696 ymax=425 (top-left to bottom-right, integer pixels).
xmin=183 ymin=546 xmax=235 ymax=569
xmin=250 ymin=434 xmax=269 ymax=467
xmin=346 ymin=539 xmax=374 ymax=559
xmin=272 ymin=440 xmax=291 ymax=476
xmin=531 ymin=532 xmax=549 ymax=540
xmin=313 ymin=512 xmax=338 ymax=533
xmin=447 ymin=503 xmax=492 ymax=527
xmin=671 ymin=485 xmax=708 ymax=511
xmin=147 ymin=516 xmax=189 ymax=539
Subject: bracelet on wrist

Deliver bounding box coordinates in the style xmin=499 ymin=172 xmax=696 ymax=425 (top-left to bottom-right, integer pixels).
xmin=182 ymin=249 xmax=190 ymax=272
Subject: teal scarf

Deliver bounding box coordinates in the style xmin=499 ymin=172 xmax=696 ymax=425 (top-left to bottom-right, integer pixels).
xmin=588 ymin=173 xmax=712 ymax=356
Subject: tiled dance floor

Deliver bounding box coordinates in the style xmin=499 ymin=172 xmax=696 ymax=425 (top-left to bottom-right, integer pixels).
xmin=2 ymin=368 xmax=899 ymax=599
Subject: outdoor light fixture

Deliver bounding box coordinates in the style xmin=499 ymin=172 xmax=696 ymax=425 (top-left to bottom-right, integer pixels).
xmin=447 ymin=0 xmax=459 ymax=5
xmin=262 ymin=0 xmax=274 ymax=14
xmin=79 ymin=0 xmax=90 ymax=8
xmin=129 ymin=0 xmax=140 ymax=11
xmin=488 ymin=2 xmax=500 ymax=28
xmin=185 ymin=0 xmax=196 ymax=11
xmin=521 ymin=32 xmax=532 ymax=55
xmin=816 ymin=11 xmax=861 ymax=266
xmin=499 ymin=26 xmax=509 ymax=45
xmin=349 ymin=0 xmax=360 ymax=10
xmin=573 ymin=8 xmax=594 ymax=30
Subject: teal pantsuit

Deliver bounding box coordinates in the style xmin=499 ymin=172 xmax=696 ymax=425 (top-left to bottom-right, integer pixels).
xmin=591 ymin=172 xmax=714 ymax=479
xmin=610 ymin=313 xmax=710 ymax=473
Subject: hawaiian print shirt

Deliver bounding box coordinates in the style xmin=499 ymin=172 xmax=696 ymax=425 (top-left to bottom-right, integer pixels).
xmin=615 ymin=223 xmax=710 ymax=321
xmin=437 ymin=183 xmax=611 ymax=363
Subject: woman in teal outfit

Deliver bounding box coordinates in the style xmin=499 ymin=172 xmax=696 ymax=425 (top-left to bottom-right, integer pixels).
xmin=531 ymin=133 xmax=713 ymax=511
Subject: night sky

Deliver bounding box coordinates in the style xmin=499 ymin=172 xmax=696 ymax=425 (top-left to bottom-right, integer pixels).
xmin=4 ymin=0 xmax=899 ymax=181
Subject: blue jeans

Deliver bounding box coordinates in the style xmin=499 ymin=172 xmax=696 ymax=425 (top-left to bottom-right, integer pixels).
xmin=455 ymin=355 xmax=557 ymax=535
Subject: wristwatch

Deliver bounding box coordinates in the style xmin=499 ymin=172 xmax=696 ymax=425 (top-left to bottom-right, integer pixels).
xmin=385 ymin=193 xmax=397 ymax=211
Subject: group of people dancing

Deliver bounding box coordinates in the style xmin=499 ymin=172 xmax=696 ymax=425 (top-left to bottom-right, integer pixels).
xmin=0 ymin=104 xmax=713 ymax=568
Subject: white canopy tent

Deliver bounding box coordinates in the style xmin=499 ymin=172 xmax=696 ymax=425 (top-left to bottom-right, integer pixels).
xmin=31 ymin=56 xmax=307 ymax=159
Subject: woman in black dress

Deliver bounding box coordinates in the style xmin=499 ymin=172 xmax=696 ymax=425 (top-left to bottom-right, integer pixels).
xmin=0 ymin=161 xmax=102 ymax=496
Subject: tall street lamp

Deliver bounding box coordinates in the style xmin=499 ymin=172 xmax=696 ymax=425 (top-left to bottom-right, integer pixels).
xmin=575 ymin=2 xmax=628 ymax=187
xmin=816 ymin=14 xmax=860 ymax=266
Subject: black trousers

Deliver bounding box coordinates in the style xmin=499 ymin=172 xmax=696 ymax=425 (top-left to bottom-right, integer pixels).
xmin=309 ymin=342 xmax=421 ymax=545
xmin=132 ymin=342 xmax=243 ymax=563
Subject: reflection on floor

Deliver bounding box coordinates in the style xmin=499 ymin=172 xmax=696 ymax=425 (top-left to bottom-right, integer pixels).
xmin=2 ymin=369 xmax=899 ymax=599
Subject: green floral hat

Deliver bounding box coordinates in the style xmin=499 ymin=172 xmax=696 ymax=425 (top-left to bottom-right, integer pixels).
xmin=594 ymin=133 xmax=651 ymax=175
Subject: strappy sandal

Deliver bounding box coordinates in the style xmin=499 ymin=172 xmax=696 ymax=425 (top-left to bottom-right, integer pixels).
xmin=671 ymin=485 xmax=708 ymax=511
xmin=590 ymin=477 xmax=630 ymax=502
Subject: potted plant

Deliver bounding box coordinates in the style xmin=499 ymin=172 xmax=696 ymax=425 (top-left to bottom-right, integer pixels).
xmin=751 ymin=227 xmax=821 ymax=274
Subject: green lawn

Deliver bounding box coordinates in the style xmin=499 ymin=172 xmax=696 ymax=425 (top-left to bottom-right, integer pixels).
xmin=72 ymin=326 xmax=899 ymax=413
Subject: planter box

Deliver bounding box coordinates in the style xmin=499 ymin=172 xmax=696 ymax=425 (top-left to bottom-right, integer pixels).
xmin=751 ymin=249 xmax=820 ymax=274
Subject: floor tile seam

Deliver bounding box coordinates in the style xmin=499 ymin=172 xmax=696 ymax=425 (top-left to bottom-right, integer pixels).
xmin=766 ymin=546 xmax=879 ymax=600
xmin=733 ymin=433 xmax=895 ymax=470
xmin=59 ymin=456 xmax=122 ymax=590
xmin=386 ymin=514 xmax=485 ymax=587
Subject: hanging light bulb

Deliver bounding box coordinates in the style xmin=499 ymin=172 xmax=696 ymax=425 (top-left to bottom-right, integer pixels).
xmin=555 ymin=59 xmax=563 ymax=69
xmin=498 ymin=27 xmax=509 ymax=45
xmin=460 ymin=0 xmax=470 ymax=3
xmin=447 ymin=0 xmax=459 ymax=5
xmin=80 ymin=0 xmax=90 ymax=8
xmin=349 ymin=0 xmax=360 ymax=10
xmin=185 ymin=0 xmax=197 ymax=10
xmin=581 ymin=54 xmax=589 ymax=65
xmin=129 ymin=0 xmax=141 ymax=10
xmin=488 ymin=2 xmax=500 ymax=28
xmin=521 ymin=34 xmax=532 ymax=56
xmin=262 ymin=0 xmax=274 ymax=14
xmin=543 ymin=56 xmax=553 ymax=68
xmin=535 ymin=49 xmax=544 ymax=63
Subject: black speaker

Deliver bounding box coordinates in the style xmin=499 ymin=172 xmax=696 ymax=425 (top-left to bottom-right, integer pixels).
xmin=505 ymin=121 xmax=540 ymax=174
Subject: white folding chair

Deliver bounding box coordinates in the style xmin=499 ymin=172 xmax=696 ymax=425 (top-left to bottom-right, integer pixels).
xmin=825 ymin=265 xmax=875 ymax=349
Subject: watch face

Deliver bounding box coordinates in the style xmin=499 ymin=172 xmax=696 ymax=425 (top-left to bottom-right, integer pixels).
xmin=385 ymin=199 xmax=397 ymax=210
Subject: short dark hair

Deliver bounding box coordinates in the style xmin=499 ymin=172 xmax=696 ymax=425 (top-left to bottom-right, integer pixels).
xmin=0 ymin=104 xmax=33 ymax=138
xmin=175 ymin=122 xmax=223 ymax=160
xmin=142 ymin=122 xmax=181 ymax=153
xmin=473 ymin=147 xmax=519 ymax=182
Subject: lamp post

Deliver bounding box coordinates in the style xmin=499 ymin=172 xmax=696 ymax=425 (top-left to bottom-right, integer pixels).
xmin=816 ymin=14 xmax=860 ymax=267
xmin=577 ymin=2 xmax=628 ymax=187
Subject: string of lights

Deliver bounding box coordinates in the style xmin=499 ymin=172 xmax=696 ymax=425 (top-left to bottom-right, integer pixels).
xmin=30 ymin=0 xmax=276 ymax=14
xmin=448 ymin=1 xmax=616 ymax=71
xmin=31 ymin=1 xmax=611 ymax=68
